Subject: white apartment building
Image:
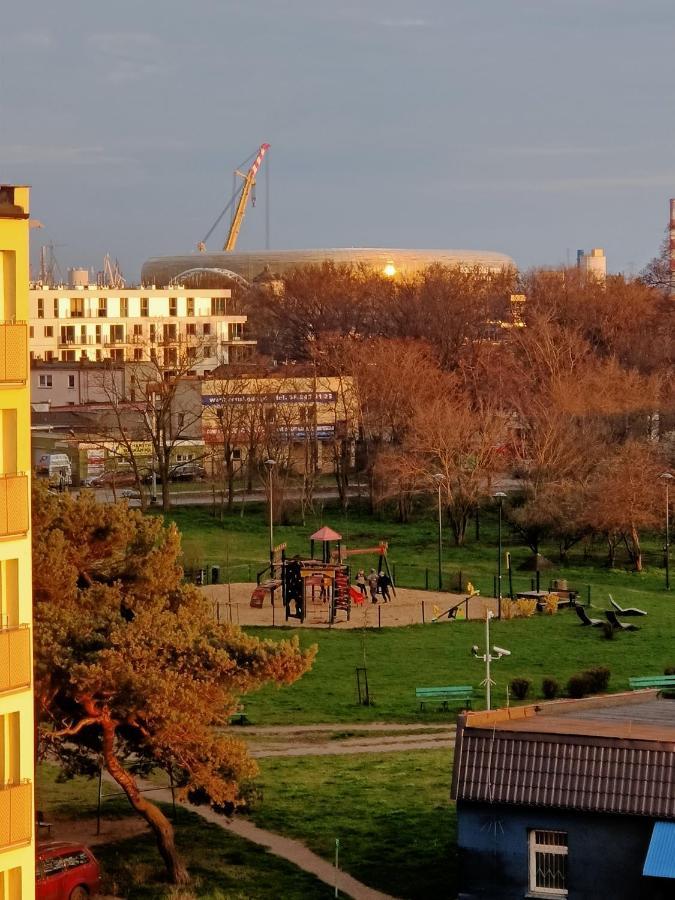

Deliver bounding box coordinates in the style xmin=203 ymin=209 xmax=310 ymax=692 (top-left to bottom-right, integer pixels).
xmin=29 ymin=286 xmax=254 ymax=372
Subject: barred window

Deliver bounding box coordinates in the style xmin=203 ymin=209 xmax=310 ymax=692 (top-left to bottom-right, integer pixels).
xmin=529 ymin=830 xmax=568 ymax=896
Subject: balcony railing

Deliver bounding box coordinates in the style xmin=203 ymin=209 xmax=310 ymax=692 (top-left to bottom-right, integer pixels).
xmin=0 ymin=474 xmax=29 ymax=538
xmin=0 ymin=625 xmax=31 ymax=693
xmin=0 ymin=322 xmax=27 ymax=383
xmin=0 ymin=781 xmax=32 ymax=849
xmin=58 ymin=335 xmax=95 ymax=347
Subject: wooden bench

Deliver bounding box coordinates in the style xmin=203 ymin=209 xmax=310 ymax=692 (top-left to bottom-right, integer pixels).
xmin=629 ymin=675 xmax=675 ymax=692
xmin=228 ymin=710 xmax=249 ymax=726
xmin=416 ymin=686 xmax=473 ymax=711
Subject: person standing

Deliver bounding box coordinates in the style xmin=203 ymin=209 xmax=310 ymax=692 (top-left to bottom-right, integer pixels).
xmin=378 ymin=570 xmax=392 ymax=603
xmin=367 ymin=568 xmax=379 ymax=603
xmin=356 ymin=569 xmax=367 ymax=597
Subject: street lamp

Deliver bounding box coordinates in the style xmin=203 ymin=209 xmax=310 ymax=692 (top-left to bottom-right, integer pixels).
xmin=494 ymin=492 xmax=507 ymax=618
xmin=661 ymin=473 xmax=674 ymax=591
xmin=433 ymin=474 xmax=444 ymax=591
xmin=264 ymin=459 xmax=276 ymax=571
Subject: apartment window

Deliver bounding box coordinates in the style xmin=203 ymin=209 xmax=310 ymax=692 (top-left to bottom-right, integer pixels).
xmin=37 ymin=297 xmax=44 ymax=319
xmin=29 ymin=326 xmax=34 ymax=338
xmin=53 ymin=298 xmax=59 ymax=317
xmin=97 ymin=297 xmax=107 ymax=318
xmin=141 ymin=297 xmax=149 ymax=317
xmin=149 ymin=324 xmax=156 ymax=343
xmin=203 ymin=323 xmax=211 ymax=336
xmin=95 ymin=325 xmax=102 ymax=344
xmin=169 ymin=297 xmax=178 ymax=316
xmin=45 ymin=351 xmax=54 ymax=362
xmin=529 ymin=830 xmax=568 ymax=897
xmin=95 ymin=350 xmax=102 ymax=362
xmin=63 ymin=350 xmax=76 ymax=362
xmin=68 ymin=375 xmax=75 ymax=390
xmin=133 ymin=324 xmax=143 ymax=336
xmin=120 ymin=297 xmax=128 ymax=317
xmin=38 ymin=374 xmax=53 ymax=388
xmin=111 ymin=349 xmax=124 ymax=361
xmin=186 ymin=323 xmax=197 ymax=336
xmin=134 ymin=348 xmax=143 ymax=361
xmin=211 ymin=297 xmax=226 ymax=316
xmin=44 ymin=326 xmax=53 ymax=338
xmin=187 ymin=297 xmax=194 ymax=316
xmin=69 ymin=297 xmax=84 ymax=318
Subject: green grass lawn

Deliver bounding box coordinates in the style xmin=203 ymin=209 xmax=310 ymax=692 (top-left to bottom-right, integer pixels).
xmin=249 ymin=750 xmax=456 ymax=900
xmin=37 ymin=764 xmax=333 ymax=899
xmin=239 ymin=595 xmax=675 ymax=724
xmin=158 ymin=500 xmax=670 ymax=599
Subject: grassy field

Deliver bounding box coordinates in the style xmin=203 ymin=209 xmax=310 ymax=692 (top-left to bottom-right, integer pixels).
xmin=249 ymin=750 xmax=457 ymax=900
xmin=158 ymin=501 xmax=669 ymax=598
xmin=238 ymin=596 xmax=675 ymax=724
xmin=37 ymin=764 xmax=333 ymax=899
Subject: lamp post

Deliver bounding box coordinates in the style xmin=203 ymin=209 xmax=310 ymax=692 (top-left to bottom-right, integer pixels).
xmin=494 ymin=492 xmax=507 ymax=618
xmin=433 ymin=474 xmax=444 ymax=591
xmin=661 ymin=473 xmax=674 ymax=591
xmin=264 ymin=459 xmax=276 ymax=572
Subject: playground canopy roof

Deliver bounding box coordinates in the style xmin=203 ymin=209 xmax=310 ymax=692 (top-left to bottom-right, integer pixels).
xmin=310 ymin=526 xmax=342 ymax=542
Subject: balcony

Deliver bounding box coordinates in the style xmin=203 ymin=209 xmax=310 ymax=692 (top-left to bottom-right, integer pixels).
xmin=0 ymin=781 xmax=32 ymax=849
xmin=0 ymin=474 xmax=29 ymax=538
xmin=58 ymin=335 xmax=95 ymax=347
xmin=0 ymin=322 xmax=27 ymax=383
xmin=0 ymin=625 xmax=31 ymax=694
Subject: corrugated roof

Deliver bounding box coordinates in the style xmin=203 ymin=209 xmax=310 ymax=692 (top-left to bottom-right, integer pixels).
xmin=643 ymin=822 xmax=675 ymax=878
xmin=452 ymin=695 xmax=675 ymax=819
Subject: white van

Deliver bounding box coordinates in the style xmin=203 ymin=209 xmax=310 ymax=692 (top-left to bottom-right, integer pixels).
xmin=36 ymin=453 xmax=72 ymax=486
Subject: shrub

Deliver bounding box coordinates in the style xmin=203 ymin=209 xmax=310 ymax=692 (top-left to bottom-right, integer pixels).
xmin=567 ymin=674 xmax=590 ymax=698
xmin=584 ymin=666 xmax=611 ymax=693
xmin=510 ymin=677 xmax=532 ymax=700
xmin=503 ymin=599 xmax=538 ymax=619
xmin=542 ymin=677 xmax=559 ymax=700
xmin=542 ymin=594 xmax=558 ymax=615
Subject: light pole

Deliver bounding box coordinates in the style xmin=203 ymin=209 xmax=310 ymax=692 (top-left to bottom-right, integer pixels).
xmin=494 ymin=491 xmax=507 ymax=618
xmin=265 ymin=459 xmax=276 ymax=572
xmin=433 ymin=474 xmax=444 ymax=591
xmin=661 ymin=473 xmax=674 ymax=591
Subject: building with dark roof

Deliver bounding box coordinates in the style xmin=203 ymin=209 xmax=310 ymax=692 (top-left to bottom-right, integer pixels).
xmin=451 ymin=692 xmax=675 ymax=899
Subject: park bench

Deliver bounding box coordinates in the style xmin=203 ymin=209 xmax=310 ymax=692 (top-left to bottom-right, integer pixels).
xmin=416 ymin=686 xmax=473 ymax=711
xmin=629 ymin=675 xmax=675 ymax=692
xmin=228 ymin=708 xmax=249 ymax=726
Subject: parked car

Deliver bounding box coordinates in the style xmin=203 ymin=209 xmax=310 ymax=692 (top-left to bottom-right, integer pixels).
xmin=119 ymin=488 xmax=142 ymax=505
xmin=86 ymin=470 xmax=137 ymax=488
xmin=170 ymin=463 xmax=208 ymax=482
xmin=36 ymin=841 xmax=101 ymax=899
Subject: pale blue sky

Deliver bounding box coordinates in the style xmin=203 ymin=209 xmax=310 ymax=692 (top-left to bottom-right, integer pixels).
xmin=2 ymin=0 xmax=674 ymax=280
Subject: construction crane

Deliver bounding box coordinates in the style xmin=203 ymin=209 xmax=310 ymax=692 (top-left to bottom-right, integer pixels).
xmin=198 ymin=143 xmax=270 ymax=252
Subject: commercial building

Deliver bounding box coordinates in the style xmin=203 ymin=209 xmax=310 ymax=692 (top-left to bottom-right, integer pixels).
xmin=0 ymin=185 xmax=35 ymax=897
xmin=29 ymin=284 xmax=254 ymax=372
xmin=141 ymin=247 xmax=516 ymax=287
xmin=452 ymin=692 xmax=675 ymax=899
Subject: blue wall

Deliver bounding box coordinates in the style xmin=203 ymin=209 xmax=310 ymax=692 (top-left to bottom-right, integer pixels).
xmin=457 ymin=801 xmax=663 ymax=899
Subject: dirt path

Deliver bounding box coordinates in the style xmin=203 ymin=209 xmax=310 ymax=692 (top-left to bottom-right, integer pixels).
xmin=150 ymin=787 xmax=398 ymax=900
xmin=238 ymin=722 xmax=456 ymax=735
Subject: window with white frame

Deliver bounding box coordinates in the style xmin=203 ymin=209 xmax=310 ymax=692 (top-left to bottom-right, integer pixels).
xmin=528 ymin=830 xmax=568 ymax=896
xmin=39 ymin=374 xmax=53 ymax=388
xmin=68 ymin=375 xmax=75 ymax=390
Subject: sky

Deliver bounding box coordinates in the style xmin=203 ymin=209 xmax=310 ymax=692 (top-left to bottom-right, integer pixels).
xmin=1 ymin=0 xmax=674 ymax=281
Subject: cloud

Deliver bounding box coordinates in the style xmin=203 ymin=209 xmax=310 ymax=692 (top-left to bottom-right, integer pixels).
xmin=86 ymin=31 xmax=164 ymax=84
xmin=0 ymin=145 xmax=133 ymax=167
xmin=452 ymin=173 xmax=675 ymax=192
xmin=376 ymin=17 xmax=428 ymax=28
xmin=0 ymin=29 xmax=53 ymax=50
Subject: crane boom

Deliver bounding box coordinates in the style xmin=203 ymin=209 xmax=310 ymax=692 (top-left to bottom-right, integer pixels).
xmin=223 ymin=143 xmax=270 ymax=251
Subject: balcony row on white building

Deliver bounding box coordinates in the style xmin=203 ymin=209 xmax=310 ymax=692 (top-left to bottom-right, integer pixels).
xmin=28 ymin=286 xmax=255 ymax=372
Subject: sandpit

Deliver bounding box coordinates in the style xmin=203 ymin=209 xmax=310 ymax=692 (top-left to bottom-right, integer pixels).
xmin=200 ymin=583 xmax=498 ymax=628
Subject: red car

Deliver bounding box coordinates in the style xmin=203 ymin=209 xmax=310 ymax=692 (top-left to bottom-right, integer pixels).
xmin=36 ymin=842 xmax=101 ymax=899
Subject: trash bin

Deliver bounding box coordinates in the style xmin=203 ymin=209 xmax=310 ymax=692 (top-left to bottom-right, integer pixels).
xmin=195 ymin=569 xmax=205 ymax=586
xmin=211 ymin=566 xmax=220 ymax=584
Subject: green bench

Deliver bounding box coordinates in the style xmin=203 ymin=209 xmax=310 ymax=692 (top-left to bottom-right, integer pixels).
xmin=416 ymin=686 xmax=473 ymax=711
xmin=629 ymin=675 xmax=675 ymax=692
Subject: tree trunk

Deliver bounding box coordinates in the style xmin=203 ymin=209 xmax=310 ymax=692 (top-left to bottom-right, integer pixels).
xmin=101 ymin=718 xmax=189 ymax=885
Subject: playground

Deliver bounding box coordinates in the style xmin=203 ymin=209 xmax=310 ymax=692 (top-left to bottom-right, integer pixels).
xmin=203 ymin=581 xmax=498 ymax=627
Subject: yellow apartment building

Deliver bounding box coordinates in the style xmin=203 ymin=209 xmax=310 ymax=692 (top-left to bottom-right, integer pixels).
xmin=0 ymin=186 xmax=35 ymax=898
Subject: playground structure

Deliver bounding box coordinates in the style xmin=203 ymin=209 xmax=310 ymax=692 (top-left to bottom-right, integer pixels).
xmin=250 ymin=527 xmax=394 ymax=625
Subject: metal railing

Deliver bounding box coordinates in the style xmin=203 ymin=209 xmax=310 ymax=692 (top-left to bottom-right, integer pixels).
xmin=0 ymin=781 xmax=32 ymax=849
xmin=0 ymin=322 xmax=27 ymax=383
xmin=0 ymin=625 xmax=31 ymax=693
xmin=0 ymin=474 xmax=29 ymax=537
